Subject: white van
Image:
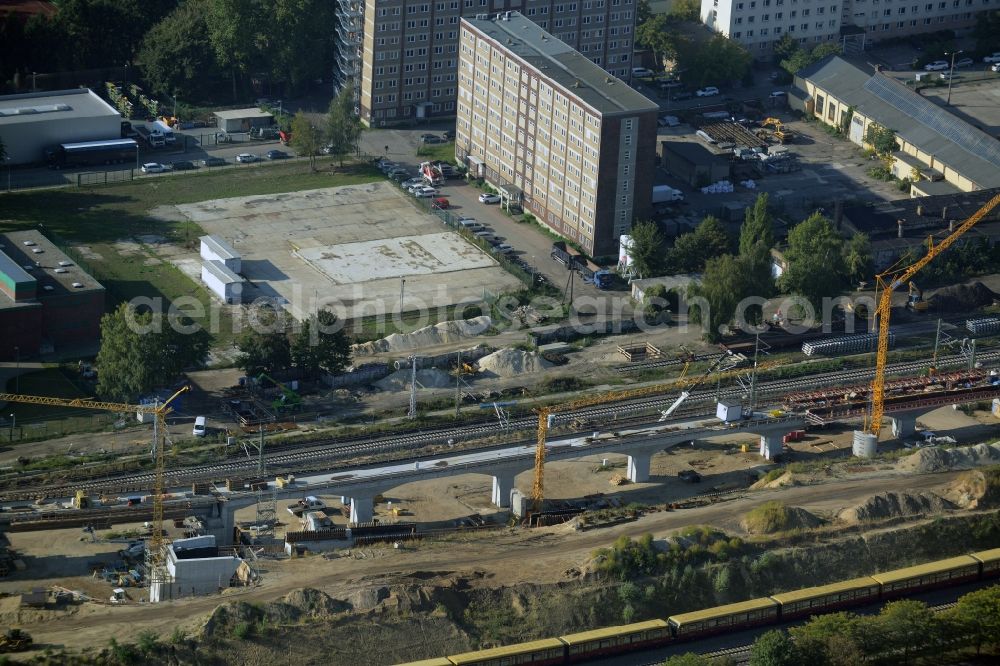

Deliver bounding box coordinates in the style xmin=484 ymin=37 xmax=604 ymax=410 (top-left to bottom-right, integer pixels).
xmin=193 ymin=416 xmax=207 ymax=437
xmin=460 ymin=219 xmax=484 ymax=231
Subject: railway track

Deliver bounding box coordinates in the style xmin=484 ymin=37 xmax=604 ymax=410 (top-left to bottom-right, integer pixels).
xmin=7 ymin=349 xmax=998 ymax=498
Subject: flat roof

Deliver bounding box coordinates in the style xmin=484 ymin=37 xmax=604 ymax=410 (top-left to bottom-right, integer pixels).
xmin=448 ymin=638 xmax=565 ymax=663
xmin=203 ymin=260 xmax=243 ymax=284
xmin=842 ymin=187 xmax=1000 ymax=240
xmin=200 ymin=235 xmax=240 ymax=261
xmin=0 ymin=88 xmax=119 ymax=127
xmin=0 ymin=248 xmax=36 ymax=287
xmin=661 ymin=140 xmax=729 ymax=165
xmin=0 ymin=231 xmax=104 ymax=310
xmin=769 ymin=577 xmax=879 ymax=604
xmin=462 ymin=12 xmax=658 ymax=117
xmin=911 ymin=179 xmax=962 ymax=197
xmin=870 ymin=555 xmax=980 ymax=584
xmin=560 ymin=619 xmax=669 ymax=645
xmin=669 ymin=597 xmax=777 ymax=625
xmin=213 ymin=108 xmax=273 ymax=121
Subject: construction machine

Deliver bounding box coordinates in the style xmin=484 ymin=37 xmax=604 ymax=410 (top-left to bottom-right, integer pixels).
xmin=254 ymin=373 xmax=302 ymax=413
xmin=761 ymin=117 xmax=783 ymax=129
xmin=0 ymin=629 xmax=32 ymax=652
xmin=773 ymin=129 xmax=795 ymax=144
xmin=867 ymin=192 xmax=1000 ymax=440
xmin=907 ymin=281 xmax=928 ymax=311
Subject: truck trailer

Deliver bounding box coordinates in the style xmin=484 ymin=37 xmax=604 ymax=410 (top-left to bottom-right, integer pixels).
xmin=652 ymin=185 xmax=684 ymax=203
xmin=44 ymin=139 xmax=139 ymax=169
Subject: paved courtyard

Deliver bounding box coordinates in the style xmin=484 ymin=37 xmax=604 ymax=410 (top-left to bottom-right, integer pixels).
xmin=170 ymin=182 xmax=521 ymax=319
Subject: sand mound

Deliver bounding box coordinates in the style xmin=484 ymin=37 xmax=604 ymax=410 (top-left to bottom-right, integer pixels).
xmin=927 ymin=281 xmax=997 ymax=311
xmin=751 ymin=471 xmax=800 ymax=489
xmin=353 ymin=316 xmax=492 ymax=355
xmin=741 ymin=501 xmax=823 ymax=533
xmin=946 ymin=468 xmax=1000 ymax=509
xmin=476 ymin=348 xmax=552 ymax=378
xmin=896 ymin=442 xmax=1000 ymax=474
xmin=375 ymin=368 xmax=454 ymax=391
xmin=837 ymin=491 xmax=955 ymax=524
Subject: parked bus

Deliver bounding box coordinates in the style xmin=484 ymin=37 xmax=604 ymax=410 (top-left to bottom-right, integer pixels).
xmin=44 ymin=138 xmax=138 ymax=169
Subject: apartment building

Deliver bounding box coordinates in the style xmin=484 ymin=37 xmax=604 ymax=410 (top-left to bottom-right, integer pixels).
xmin=356 ymin=0 xmax=638 ymax=126
xmin=700 ymin=0 xmax=841 ymax=56
xmin=456 ymin=12 xmax=658 ymax=256
xmin=333 ymin=0 xmax=364 ymax=103
xmin=841 ymin=0 xmax=999 ymax=41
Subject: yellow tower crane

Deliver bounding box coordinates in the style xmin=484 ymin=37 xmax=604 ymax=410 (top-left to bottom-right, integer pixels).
xmin=0 ymin=386 xmax=190 ymax=584
xmin=530 ymin=356 xmax=783 ymax=511
xmin=868 ymin=192 xmax=1000 ymax=437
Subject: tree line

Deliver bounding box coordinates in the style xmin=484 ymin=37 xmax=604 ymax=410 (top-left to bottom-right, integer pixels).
xmin=0 ymin=0 xmax=335 ymax=102
xmin=665 ymin=584 xmax=1000 ymax=666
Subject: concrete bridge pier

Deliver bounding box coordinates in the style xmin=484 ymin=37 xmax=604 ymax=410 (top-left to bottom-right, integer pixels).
xmin=491 ymin=472 xmax=516 ymax=508
xmin=890 ymin=412 xmax=919 ymax=439
xmin=759 ymin=432 xmax=783 ymax=460
xmin=627 ymin=452 xmax=652 ymax=483
xmin=349 ymin=496 xmax=374 ymax=525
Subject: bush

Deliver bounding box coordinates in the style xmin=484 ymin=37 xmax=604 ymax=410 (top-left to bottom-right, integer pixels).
xmin=744 ymin=501 xmax=793 ymax=533
xmin=232 ymin=621 xmax=252 ymax=639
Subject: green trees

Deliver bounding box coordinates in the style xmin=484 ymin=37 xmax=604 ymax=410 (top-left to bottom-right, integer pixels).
xmin=290 ymin=111 xmax=323 ymax=170
xmin=842 ymin=233 xmax=873 ymax=286
xmin=778 ymin=212 xmax=846 ymax=309
xmin=628 ymin=220 xmax=667 ymax=279
xmin=662 ymin=654 xmax=715 ymax=666
xmin=865 ymin=123 xmax=898 ymax=158
xmin=680 ymin=35 xmax=753 ymax=87
xmin=237 ymin=307 xmax=351 ymax=379
xmin=738 ymin=193 xmax=776 ymax=324
xmin=749 ymin=629 xmax=799 ymax=666
xmin=636 ymin=15 xmax=679 ymax=70
xmin=325 ymin=83 xmax=363 ymax=167
xmin=878 ymin=600 xmax=940 ymax=665
xmin=670 ymin=216 xmax=731 ymax=273
xmin=779 ymin=41 xmax=843 ymax=77
xmin=948 ymin=584 xmax=1000 ymax=654
xmin=96 ymin=303 xmax=208 ymax=402
xmin=691 ymin=254 xmax=746 ymax=341
xmin=137 ymin=1 xmax=222 ymax=100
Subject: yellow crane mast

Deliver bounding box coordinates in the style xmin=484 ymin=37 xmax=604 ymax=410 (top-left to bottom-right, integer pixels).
xmin=868 ymin=192 xmax=1000 ymax=437
xmin=530 ymin=356 xmax=782 ymax=510
xmin=0 ymin=386 xmax=190 ymax=581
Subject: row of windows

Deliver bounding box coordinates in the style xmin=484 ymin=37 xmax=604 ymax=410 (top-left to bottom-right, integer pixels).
xmin=866 ymin=12 xmax=973 ymax=27
xmin=732 ymin=20 xmax=835 ymax=35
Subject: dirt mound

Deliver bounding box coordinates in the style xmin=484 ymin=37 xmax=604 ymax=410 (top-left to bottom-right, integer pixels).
xmin=477 ymin=348 xmax=552 ymax=377
xmin=927 ymin=281 xmax=997 ymax=311
xmin=837 ymin=491 xmax=955 ymax=524
xmin=741 ymin=501 xmax=824 ymax=534
xmin=281 ymin=588 xmax=352 ymax=617
xmin=946 ymin=467 xmax=1000 ymax=509
xmin=353 ymin=316 xmax=492 ymax=355
xmin=896 ymin=442 xmax=1000 ymax=473
xmin=375 ymin=368 xmax=454 ymax=391
xmin=751 ymin=471 xmax=801 ymax=489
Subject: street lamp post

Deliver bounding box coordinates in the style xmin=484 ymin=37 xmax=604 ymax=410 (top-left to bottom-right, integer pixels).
xmin=946 ymin=50 xmax=963 ymax=105
xmin=400 ymin=278 xmax=406 ymax=312
xmin=32 ymin=72 xmax=37 ymax=92
xmin=8 ymin=414 xmax=13 ymax=442
xmin=5 ymin=156 xmax=11 ymax=193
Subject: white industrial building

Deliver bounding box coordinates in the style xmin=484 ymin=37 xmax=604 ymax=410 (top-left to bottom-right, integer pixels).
xmin=201 ymin=261 xmax=244 ymax=304
xmin=150 ymin=535 xmax=243 ymax=602
xmin=213 ymin=108 xmax=274 ymax=133
xmin=0 ymin=89 xmax=122 ymax=165
xmin=200 ymin=235 xmax=241 ymax=273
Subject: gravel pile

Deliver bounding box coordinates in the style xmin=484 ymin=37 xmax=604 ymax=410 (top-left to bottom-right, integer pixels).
xmin=476 ymin=348 xmax=552 ymax=378
xmin=927 ymin=281 xmax=997 ymax=312
xmin=375 ymin=368 xmax=454 ymax=391
xmin=353 ymin=316 xmax=492 ymax=355
xmin=837 ymin=491 xmax=954 ymax=524
xmin=897 ymin=442 xmax=1000 ymax=473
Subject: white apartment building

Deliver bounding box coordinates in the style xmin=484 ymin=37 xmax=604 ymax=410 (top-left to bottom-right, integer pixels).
xmin=842 ymin=0 xmax=998 ymax=41
xmin=701 ymin=0 xmax=841 ymax=55
xmin=456 ymin=12 xmax=659 ymax=256
xmin=357 ymin=0 xmax=638 ymax=126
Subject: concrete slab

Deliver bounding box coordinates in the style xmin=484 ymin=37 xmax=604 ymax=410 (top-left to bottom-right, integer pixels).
xmin=170 ymin=182 xmax=521 ymax=319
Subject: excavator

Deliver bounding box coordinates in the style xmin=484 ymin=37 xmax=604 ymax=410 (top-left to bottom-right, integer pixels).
xmin=0 ymin=629 xmax=32 ymax=652
xmin=907 ymin=281 xmax=929 ymax=311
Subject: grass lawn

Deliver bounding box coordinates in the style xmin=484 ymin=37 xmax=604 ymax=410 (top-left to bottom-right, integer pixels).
xmin=416 ymin=141 xmax=458 ymax=164
xmin=0 ymin=160 xmax=381 ymax=348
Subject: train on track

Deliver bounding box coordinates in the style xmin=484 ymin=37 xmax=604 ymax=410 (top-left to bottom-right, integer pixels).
xmin=398 ymin=548 xmax=1000 ymax=666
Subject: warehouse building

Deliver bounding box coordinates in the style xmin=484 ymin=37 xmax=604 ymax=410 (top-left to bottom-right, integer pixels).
xmin=456 ymin=12 xmax=658 ymax=257
xmin=0 ymin=231 xmax=105 ymax=360
xmin=213 ymin=108 xmax=274 ymax=133
xmin=201 ymin=262 xmax=244 ymax=305
xmin=200 ymin=235 xmax=241 ymax=273
xmin=793 ymin=56 xmax=1000 ymax=194
xmin=658 ymin=140 xmax=731 ymax=189
xmin=0 ymin=88 xmax=122 ymax=165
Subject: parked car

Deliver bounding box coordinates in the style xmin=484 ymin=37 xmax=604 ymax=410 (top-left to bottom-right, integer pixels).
xmin=479 ymin=193 xmax=501 ymax=204
xmin=769 ymin=90 xmax=787 ymax=98
xmin=659 ymin=80 xmax=684 ymax=90
xmin=631 ymin=67 xmax=654 ymax=78
xmin=993 ymin=62 xmax=1000 ymax=72
xmin=140 ymin=162 xmax=168 ymax=173
xmin=236 ymin=153 xmax=258 ymax=163
xmin=421 ymin=134 xmax=444 ymax=144
xmin=444 ymin=129 xmax=456 ymax=140
xmin=432 ymin=197 xmax=450 ymax=208
xmin=923 ymin=60 xmax=949 ymax=71
xmin=672 ymin=90 xmax=694 ymax=100
xmin=491 ymin=243 xmax=514 ymax=254
xmin=695 ymin=86 xmax=720 ymax=97
xmin=413 ymin=187 xmax=438 ymax=197
xmin=983 ymin=52 xmax=1000 ymax=63
xmin=658 ymin=115 xmax=680 ymax=127
xmin=954 ymin=57 xmax=974 ymax=68
xmin=401 ymin=178 xmax=423 ymax=188
xmin=171 ymin=160 xmax=196 ymax=170
xmin=202 ymin=157 xmax=227 ymax=167
xmin=265 ymin=149 xmax=289 ymax=160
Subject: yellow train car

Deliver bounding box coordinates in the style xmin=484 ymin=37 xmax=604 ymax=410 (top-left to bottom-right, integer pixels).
xmin=447 ymin=638 xmax=566 ymax=666
xmin=668 ymin=597 xmax=779 ymax=639
xmin=871 ymin=555 xmax=981 ymax=599
xmin=394 ymin=659 xmax=453 ymax=666
xmin=971 ymin=548 xmax=1000 ymax=579
xmin=560 ymin=619 xmax=671 ymax=663
xmin=770 ymin=577 xmax=881 ymax=620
